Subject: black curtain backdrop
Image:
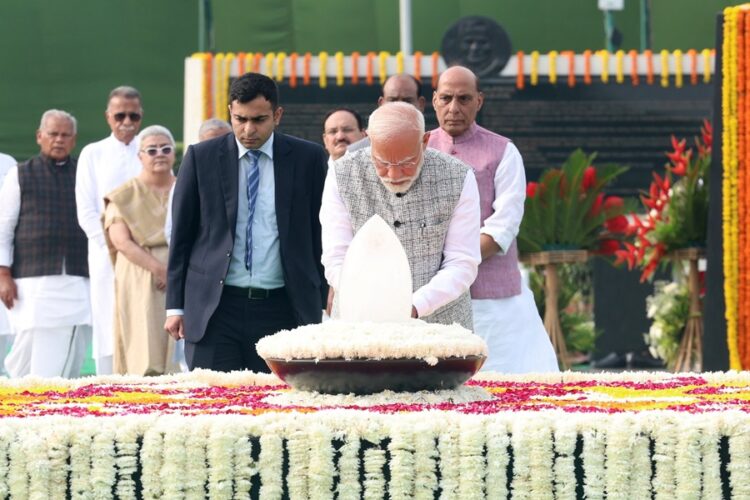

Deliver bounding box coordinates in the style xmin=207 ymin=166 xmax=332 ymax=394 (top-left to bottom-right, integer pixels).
xmin=703 ymin=12 xmax=728 ymax=371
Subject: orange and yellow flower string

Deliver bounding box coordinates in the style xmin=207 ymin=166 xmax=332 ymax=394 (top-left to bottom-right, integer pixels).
xmin=723 ymin=6 xmax=742 ymax=370
xmin=190 ymin=49 xmax=713 ymax=107
xmin=740 ymin=10 xmax=748 ymax=368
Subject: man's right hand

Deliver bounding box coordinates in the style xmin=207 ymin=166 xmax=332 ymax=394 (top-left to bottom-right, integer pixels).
xmin=326 ymin=287 xmax=335 ymax=317
xmin=164 ymin=315 xmax=185 ymax=340
xmin=0 ymin=268 xmax=17 ymax=309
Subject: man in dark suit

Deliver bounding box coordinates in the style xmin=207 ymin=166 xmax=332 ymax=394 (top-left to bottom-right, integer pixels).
xmin=165 ymin=72 xmax=327 ymax=372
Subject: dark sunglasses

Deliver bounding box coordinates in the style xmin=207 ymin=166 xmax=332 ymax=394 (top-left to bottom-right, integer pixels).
xmin=112 ymin=112 xmax=142 ymax=122
xmin=141 ymin=146 xmax=173 ymax=156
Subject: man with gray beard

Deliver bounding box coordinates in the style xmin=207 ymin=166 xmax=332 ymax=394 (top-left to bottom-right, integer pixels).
xmin=320 ymin=102 xmax=480 ymax=330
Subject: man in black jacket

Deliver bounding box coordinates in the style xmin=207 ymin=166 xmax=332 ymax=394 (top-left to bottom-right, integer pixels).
xmin=165 ymin=73 xmax=327 ymax=372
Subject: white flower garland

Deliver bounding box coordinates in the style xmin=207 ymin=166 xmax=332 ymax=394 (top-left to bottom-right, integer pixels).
xmin=335 ymin=432 xmax=361 ymax=500
xmin=700 ymin=418 xmax=722 ymax=498
xmin=727 ymin=417 xmax=750 ymax=498
xmin=68 ymin=426 xmax=92 ymax=498
xmin=23 ymin=428 xmax=50 ymax=499
xmin=285 ymin=427 xmax=309 ymax=498
xmin=674 ymin=418 xmax=703 ymax=498
xmin=258 ymin=431 xmax=284 ymax=499
xmin=509 ymin=418 xmax=534 ymax=499
xmin=114 ymin=420 xmax=142 ymax=500
xmin=308 ymin=424 xmax=335 ymax=499
xmin=362 ymin=447 xmax=386 ymax=500
xmin=604 ymin=416 xmax=633 ymax=499
xmin=387 ymin=426 xmax=415 ymax=498
xmin=207 ymin=422 xmax=236 ymax=499
xmin=232 ymin=431 xmax=254 ymax=497
xmin=581 ymin=426 xmax=605 ymax=499
xmin=8 ymin=432 xmax=28 ymax=499
xmin=437 ymin=424 xmax=460 ymax=496
xmin=161 ymin=417 xmax=189 ymax=498
xmin=457 ymin=416 xmax=486 ymax=499
xmin=140 ymin=426 xmax=164 ymax=499
xmin=412 ymin=423 xmax=438 ymax=499
xmin=629 ymin=420 xmax=652 ymax=498
xmin=183 ymin=419 xmax=210 ymax=499
xmin=553 ymin=418 xmax=578 ymax=500
xmin=46 ymin=426 xmax=69 ymax=499
xmin=652 ymin=417 xmax=677 ymax=500
xmin=0 ymin=426 xmax=12 ymax=498
xmin=484 ymin=418 xmax=510 ymax=499
xmin=90 ymin=422 xmax=117 ymax=498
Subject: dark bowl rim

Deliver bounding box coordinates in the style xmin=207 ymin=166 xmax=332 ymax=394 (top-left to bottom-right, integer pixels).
xmin=264 ymin=354 xmax=487 ymax=364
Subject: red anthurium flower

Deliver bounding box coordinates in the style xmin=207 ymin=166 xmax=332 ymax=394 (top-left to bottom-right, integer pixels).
xmin=669 ymin=158 xmax=688 ymax=176
xmin=670 ymin=135 xmax=686 ymax=156
xmin=602 ymin=196 xmax=624 ymax=214
xmin=582 ymin=166 xmax=597 ymax=190
xmin=605 ymin=215 xmax=629 ymax=233
xmin=527 ymin=182 xmax=539 ymax=198
xmin=598 ymin=238 xmax=621 ymax=255
xmin=701 ymin=119 xmax=712 ymax=149
xmin=589 ymin=193 xmax=604 ymax=217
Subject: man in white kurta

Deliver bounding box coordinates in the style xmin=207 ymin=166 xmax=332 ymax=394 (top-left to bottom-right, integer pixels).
xmin=428 ymin=66 xmax=558 ymax=373
xmin=0 ymin=110 xmax=90 ymax=378
xmin=0 ymin=152 xmax=17 ymax=374
xmin=76 ymin=87 xmax=144 ymax=375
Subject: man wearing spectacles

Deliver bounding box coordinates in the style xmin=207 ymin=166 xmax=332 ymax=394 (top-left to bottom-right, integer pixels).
xmin=322 ymin=108 xmax=366 ymax=166
xmin=0 ymin=110 xmax=90 ymax=378
xmin=75 ymin=86 xmax=144 ymax=375
xmin=321 ymin=102 xmax=481 ymax=329
xmin=427 ymin=66 xmax=558 ymax=374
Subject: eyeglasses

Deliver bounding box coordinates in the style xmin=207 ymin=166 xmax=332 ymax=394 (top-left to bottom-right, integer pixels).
xmin=112 ymin=112 xmax=142 ymax=122
xmin=141 ymin=146 xmax=173 ymax=156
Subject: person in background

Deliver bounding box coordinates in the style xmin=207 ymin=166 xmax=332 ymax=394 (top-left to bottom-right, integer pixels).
xmin=322 ymin=108 xmax=366 ymax=166
xmin=321 ymin=102 xmax=480 ymax=330
xmin=104 ymin=125 xmax=179 ymax=376
xmin=427 ymin=65 xmax=558 ymax=373
xmin=0 ymin=152 xmax=16 ymax=375
xmin=348 ymin=74 xmax=426 ymax=153
xmin=76 ymin=86 xmax=144 ymax=375
xmin=164 ymin=118 xmax=232 ymax=245
xmin=165 ymin=72 xmax=328 ymax=372
xmin=0 ymin=110 xmax=90 ymax=378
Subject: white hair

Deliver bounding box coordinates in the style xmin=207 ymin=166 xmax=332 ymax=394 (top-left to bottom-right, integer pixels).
xmin=198 ymin=118 xmax=232 ymax=139
xmin=39 ymin=109 xmax=77 ymax=134
xmin=138 ymin=125 xmax=175 ymax=146
xmin=367 ymin=102 xmax=425 ymax=143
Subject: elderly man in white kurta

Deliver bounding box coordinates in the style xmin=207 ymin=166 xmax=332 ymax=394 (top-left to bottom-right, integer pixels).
xmin=0 ymin=152 xmax=17 ymax=374
xmin=321 ymin=102 xmax=481 ymax=329
xmin=0 ymin=110 xmax=90 ymax=378
xmin=76 ymin=86 xmax=143 ymax=375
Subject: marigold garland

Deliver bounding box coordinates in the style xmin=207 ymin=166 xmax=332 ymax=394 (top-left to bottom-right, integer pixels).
xmin=378 ymin=51 xmax=389 ymax=84
xmin=723 ymin=6 xmax=742 ymax=369
xmin=431 ymin=51 xmax=439 ymax=88
xmin=303 ymin=52 xmax=311 ymax=85
xmin=583 ymin=49 xmax=592 ymax=84
xmin=367 ymin=51 xmax=376 ymax=85
xmin=350 ymin=51 xmax=360 ymax=85
xmin=318 ymin=51 xmax=328 ymax=88
xmin=335 ymin=51 xmax=345 ymax=86
xmin=645 ymin=49 xmax=655 ymax=85
xmin=276 ymin=52 xmax=286 ymax=82
xmin=548 ymin=50 xmax=558 ymax=84
xmin=264 ymin=52 xmax=274 ymax=79
xmin=661 ymin=49 xmax=670 ymax=87
xmin=413 ymin=51 xmax=422 ymax=83
xmin=516 ymin=50 xmax=525 ymax=89
xmin=688 ymin=49 xmax=698 ymax=85
xmin=599 ymin=50 xmax=610 ymax=83
xmin=530 ymin=50 xmax=540 ymax=86
xmin=564 ymin=50 xmax=575 ymax=87
xmin=395 ymin=51 xmax=404 ymax=74
xmin=289 ymin=52 xmax=298 ymax=87
xmin=674 ymin=49 xmax=684 ymax=88
xmin=629 ymin=49 xmax=639 ymax=85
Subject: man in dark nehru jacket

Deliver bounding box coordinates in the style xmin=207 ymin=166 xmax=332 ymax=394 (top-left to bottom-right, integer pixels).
xmin=0 ymin=109 xmax=90 ymax=378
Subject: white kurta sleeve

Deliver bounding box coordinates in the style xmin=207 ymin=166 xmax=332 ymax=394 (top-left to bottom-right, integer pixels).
xmin=479 ymin=142 xmax=526 ymax=254
xmin=319 ymin=167 xmax=354 ymax=289
xmin=412 ymin=170 xmax=481 ymax=318
xmin=0 ymin=167 xmax=20 ymax=267
xmin=75 ymin=146 xmax=106 ymax=246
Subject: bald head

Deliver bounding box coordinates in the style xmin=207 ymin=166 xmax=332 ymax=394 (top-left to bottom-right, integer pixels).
xmin=378 ymin=74 xmax=426 ymax=111
xmin=432 ymin=65 xmax=484 ymax=137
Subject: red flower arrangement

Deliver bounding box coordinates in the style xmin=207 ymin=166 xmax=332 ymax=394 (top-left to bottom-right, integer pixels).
xmin=617 ymin=120 xmax=712 ymax=281
xmin=518 ymin=150 xmax=630 ymax=253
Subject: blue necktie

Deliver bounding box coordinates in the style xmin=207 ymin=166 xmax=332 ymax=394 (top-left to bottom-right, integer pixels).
xmin=245 ymin=150 xmax=261 ymax=270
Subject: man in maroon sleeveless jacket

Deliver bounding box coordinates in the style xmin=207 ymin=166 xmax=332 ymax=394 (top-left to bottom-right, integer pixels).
xmin=428 ymin=66 xmax=558 ymax=373
xmin=0 ymin=110 xmax=90 ymax=378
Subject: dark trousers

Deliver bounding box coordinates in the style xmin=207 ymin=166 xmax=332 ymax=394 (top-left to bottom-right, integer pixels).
xmin=186 ymin=287 xmax=298 ymax=373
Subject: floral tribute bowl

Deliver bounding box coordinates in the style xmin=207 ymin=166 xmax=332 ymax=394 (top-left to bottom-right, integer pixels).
xmin=257 ymin=320 xmax=489 ymax=395
xmin=264 ymin=355 xmax=486 ymax=394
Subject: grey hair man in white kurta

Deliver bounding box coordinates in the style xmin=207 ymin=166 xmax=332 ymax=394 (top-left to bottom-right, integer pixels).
xmin=320 ymin=102 xmax=481 ymax=330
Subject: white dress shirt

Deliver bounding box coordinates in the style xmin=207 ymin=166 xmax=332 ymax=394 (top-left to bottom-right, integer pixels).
xmin=320 ymin=167 xmax=481 ymax=318
xmin=479 ymin=142 xmax=526 ymax=254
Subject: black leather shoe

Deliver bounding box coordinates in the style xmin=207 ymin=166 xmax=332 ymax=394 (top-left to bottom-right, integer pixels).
xmin=590 ymin=352 xmax=626 ymax=369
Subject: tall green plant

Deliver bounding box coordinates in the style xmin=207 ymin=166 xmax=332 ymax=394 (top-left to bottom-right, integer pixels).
xmin=518 ymin=149 xmax=630 ymax=253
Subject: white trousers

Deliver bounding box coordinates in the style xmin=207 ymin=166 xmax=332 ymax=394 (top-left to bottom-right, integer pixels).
xmin=5 ymin=325 xmax=89 ymax=378
xmin=88 ymin=240 xmax=114 ymax=374
xmin=472 ymin=286 xmax=560 ymax=374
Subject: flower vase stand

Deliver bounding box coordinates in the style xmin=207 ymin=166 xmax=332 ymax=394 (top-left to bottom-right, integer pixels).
xmin=670 ymin=248 xmax=705 ymax=372
xmin=520 ymin=250 xmax=589 ymax=370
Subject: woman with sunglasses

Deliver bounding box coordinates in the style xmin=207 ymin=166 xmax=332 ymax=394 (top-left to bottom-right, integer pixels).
xmin=102 ymin=125 xmax=179 ymax=375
